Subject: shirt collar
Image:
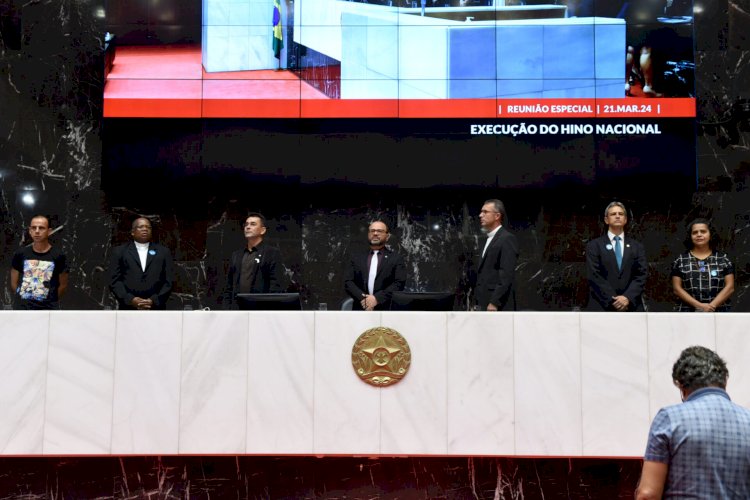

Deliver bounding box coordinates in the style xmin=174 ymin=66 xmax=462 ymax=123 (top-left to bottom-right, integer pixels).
xmin=134 ymin=241 xmax=150 ymax=250
xmin=486 ymin=225 xmax=502 ymax=238
xmin=685 ymin=386 xmax=730 ymax=402
xmin=245 ymin=240 xmax=265 ymax=253
xmin=607 ymin=231 xmax=624 ymax=243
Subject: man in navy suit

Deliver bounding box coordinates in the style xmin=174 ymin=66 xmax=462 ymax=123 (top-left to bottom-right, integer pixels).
xmin=472 ymin=199 xmax=519 ymax=311
xmin=586 ymin=201 xmax=648 ymax=311
xmin=109 ymin=217 xmax=174 ymax=310
xmin=344 ymin=220 xmax=406 ymax=311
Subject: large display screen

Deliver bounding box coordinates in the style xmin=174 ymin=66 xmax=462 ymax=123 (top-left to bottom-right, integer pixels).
xmin=103 ymin=0 xmax=695 ymax=119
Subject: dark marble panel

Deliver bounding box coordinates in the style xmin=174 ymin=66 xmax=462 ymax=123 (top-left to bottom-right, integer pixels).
xmin=0 ymin=456 xmax=643 ymax=499
xmin=729 ymin=0 xmax=750 ymax=49
xmin=0 ymin=0 xmax=106 ymax=308
xmin=0 ymin=0 xmax=23 ymax=50
xmin=695 ymin=49 xmax=750 ymax=128
xmin=695 ymin=0 xmax=728 ymax=51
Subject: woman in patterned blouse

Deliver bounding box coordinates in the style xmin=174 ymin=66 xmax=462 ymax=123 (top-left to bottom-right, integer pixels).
xmin=671 ymin=218 xmax=735 ymax=312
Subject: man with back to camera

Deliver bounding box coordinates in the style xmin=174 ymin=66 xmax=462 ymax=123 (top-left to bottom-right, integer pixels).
xmin=585 ymin=201 xmax=647 ymax=311
xmin=109 ymin=217 xmax=174 ymax=310
xmin=472 ymin=199 xmax=519 ymax=311
xmin=344 ymin=220 xmax=406 ymax=311
xmin=636 ymin=345 xmax=750 ymax=499
xmin=222 ymin=212 xmax=285 ymax=309
xmin=10 ymin=214 xmax=68 ymax=309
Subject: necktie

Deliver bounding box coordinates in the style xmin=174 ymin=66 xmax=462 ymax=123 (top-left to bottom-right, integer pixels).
xmin=614 ymin=236 xmax=622 ymax=271
xmin=367 ymin=250 xmax=379 ymax=295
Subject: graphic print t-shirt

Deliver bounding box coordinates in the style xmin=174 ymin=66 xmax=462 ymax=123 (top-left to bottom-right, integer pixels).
xmin=12 ymin=246 xmax=67 ymax=307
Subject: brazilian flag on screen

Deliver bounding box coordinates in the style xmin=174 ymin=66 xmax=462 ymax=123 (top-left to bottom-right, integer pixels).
xmin=273 ymin=0 xmax=283 ymax=59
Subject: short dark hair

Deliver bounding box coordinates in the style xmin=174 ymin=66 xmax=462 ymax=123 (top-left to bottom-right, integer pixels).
xmin=672 ymin=346 xmax=728 ymax=391
xmin=245 ymin=212 xmax=266 ymax=227
xmin=29 ymin=214 xmax=51 ymax=228
xmin=131 ymin=217 xmax=152 ymax=230
xmin=683 ymin=218 xmax=718 ymax=251
xmin=484 ymin=199 xmax=507 ymax=224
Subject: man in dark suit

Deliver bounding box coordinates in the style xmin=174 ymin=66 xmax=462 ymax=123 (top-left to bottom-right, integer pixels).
xmin=109 ymin=217 xmax=174 ymax=310
xmin=222 ymin=212 xmax=285 ymax=309
xmin=472 ymin=199 xmax=519 ymax=311
xmin=586 ymin=201 xmax=648 ymax=311
xmin=344 ymin=220 xmax=406 ymax=311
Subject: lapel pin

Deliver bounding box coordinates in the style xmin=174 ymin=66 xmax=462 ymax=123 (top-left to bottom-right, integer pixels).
xmin=148 ymin=249 xmax=156 ymax=255
xmin=606 ymin=244 xmax=613 ymax=250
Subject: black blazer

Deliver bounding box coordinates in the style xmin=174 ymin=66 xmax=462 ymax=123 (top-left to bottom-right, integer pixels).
xmin=585 ymin=234 xmax=648 ymax=311
xmin=344 ymin=247 xmax=406 ymax=310
xmin=109 ymin=241 xmax=174 ymax=309
xmin=473 ymin=227 xmax=519 ymax=311
xmin=222 ymin=241 xmax=285 ymax=309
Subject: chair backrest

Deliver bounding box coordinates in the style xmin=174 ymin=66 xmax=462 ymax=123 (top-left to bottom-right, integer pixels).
xmin=340 ymin=297 xmax=354 ymax=310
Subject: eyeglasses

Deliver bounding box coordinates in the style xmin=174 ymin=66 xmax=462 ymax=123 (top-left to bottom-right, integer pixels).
xmin=479 ymin=210 xmax=499 ymax=215
xmin=369 ymin=229 xmax=387 ymax=234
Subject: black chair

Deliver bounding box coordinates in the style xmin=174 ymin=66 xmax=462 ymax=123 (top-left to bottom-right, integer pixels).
xmin=235 ymin=293 xmax=302 ymax=311
xmin=390 ymin=291 xmax=455 ymax=311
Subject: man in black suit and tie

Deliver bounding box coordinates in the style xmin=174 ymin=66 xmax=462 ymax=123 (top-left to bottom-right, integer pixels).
xmin=472 ymin=199 xmax=519 ymax=311
xmin=586 ymin=201 xmax=648 ymax=311
xmin=344 ymin=220 xmax=406 ymax=311
xmin=109 ymin=217 xmax=174 ymax=310
xmin=222 ymin=212 xmax=285 ymax=309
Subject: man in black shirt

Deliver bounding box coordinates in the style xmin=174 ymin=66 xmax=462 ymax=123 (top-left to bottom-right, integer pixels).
xmin=10 ymin=215 xmax=68 ymax=309
xmin=222 ymin=213 xmax=285 ymax=309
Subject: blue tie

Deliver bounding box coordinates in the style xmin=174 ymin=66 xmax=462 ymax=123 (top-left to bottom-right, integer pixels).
xmin=614 ymin=236 xmax=622 ymax=271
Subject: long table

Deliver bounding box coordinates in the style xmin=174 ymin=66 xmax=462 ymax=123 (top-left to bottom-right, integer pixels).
xmin=1 ymin=311 xmax=747 ymax=456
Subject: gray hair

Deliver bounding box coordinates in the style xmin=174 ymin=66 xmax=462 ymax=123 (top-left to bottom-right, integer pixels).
xmin=484 ymin=199 xmax=507 ymax=225
xmin=603 ymin=201 xmax=626 ymax=218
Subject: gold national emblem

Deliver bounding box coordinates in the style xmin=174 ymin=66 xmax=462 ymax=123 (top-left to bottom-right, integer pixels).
xmin=351 ymin=326 xmax=411 ymax=386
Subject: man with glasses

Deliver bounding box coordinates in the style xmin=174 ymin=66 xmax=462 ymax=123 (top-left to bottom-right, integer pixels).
xmin=344 ymin=220 xmax=406 ymax=311
xmin=472 ymin=199 xmax=519 ymax=311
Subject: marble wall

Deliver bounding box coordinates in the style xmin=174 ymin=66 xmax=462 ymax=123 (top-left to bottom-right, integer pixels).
xmin=8 ymin=311 xmax=750 ymax=457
